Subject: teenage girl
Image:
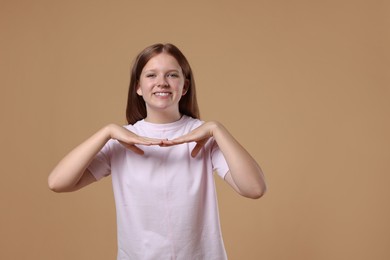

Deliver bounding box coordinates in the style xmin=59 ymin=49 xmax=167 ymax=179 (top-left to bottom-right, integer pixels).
xmin=48 ymin=43 xmax=266 ymax=259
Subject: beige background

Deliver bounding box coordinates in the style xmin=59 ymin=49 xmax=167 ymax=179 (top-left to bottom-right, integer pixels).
xmin=1 ymin=0 xmax=389 ymax=259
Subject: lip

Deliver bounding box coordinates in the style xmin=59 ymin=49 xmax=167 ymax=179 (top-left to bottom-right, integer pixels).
xmin=153 ymin=92 xmax=172 ymax=96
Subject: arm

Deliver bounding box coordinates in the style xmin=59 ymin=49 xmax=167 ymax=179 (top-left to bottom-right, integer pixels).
xmin=167 ymin=121 xmax=267 ymax=199
xmin=48 ymin=124 xmax=164 ymax=193
xmin=211 ymin=122 xmax=266 ymax=199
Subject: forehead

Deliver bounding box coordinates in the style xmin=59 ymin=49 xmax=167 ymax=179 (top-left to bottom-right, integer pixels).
xmin=142 ymin=53 xmax=181 ymax=71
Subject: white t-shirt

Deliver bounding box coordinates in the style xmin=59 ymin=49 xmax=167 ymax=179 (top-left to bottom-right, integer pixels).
xmin=88 ymin=115 xmax=229 ymax=260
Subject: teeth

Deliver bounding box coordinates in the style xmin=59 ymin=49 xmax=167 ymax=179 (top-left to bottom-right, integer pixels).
xmin=155 ymin=92 xmax=170 ymax=96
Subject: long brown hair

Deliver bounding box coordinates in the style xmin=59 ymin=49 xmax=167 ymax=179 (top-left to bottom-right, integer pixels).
xmin=126 ymin=43 xmax=200 ymax=124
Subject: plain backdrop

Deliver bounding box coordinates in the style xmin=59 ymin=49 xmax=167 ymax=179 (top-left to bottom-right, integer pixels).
xmin=1 ymin=0 xmax=389 ymax=259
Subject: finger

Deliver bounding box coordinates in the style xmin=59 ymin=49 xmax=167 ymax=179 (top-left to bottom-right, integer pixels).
xmin=169 ymin=135 xmax=194 ymax=145
xmin=129 ymin=145 xmax=145 ymax=155
xmin=168 ymin=138 xmax=185 ymax=144
xmin=191 ymin=142 xmax=205 ymax=157
xmin=118 ymin=141 xmax=145 ymax=155
xmin=159 ymin=140 xmax=175 ymax=146
xmin=131 ymin=137 xmax=164 ymax=146
xmin=142 ymin=137 xmax=166 ymax=145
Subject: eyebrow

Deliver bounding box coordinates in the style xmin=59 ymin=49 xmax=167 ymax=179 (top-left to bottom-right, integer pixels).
xmin=142 ymin=69 xmax=181 ymax=74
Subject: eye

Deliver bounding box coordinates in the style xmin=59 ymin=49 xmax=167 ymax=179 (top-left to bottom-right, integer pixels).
xmin=146 ymin=73 xmax=156 ymax=78
xmin=167 ymin=73 xmax=179 ymax=78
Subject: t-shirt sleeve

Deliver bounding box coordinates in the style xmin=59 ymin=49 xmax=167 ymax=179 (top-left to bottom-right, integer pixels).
xmin=87 ymin=140 xmax=112 ymax=181
xmin=210 ymin=138 xmax=229 ymax=179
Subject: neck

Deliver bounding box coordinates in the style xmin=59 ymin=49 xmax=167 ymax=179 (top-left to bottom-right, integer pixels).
xmin=144 ymin=109 xmax=182 ymax=124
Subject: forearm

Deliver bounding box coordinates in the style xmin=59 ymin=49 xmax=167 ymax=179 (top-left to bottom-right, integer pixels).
xmin=48 ymin=125 xmax=112 ymax=192
xmin=211 ymin=122 xmax=266 ymax=198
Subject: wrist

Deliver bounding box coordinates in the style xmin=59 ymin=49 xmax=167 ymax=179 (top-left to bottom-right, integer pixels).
xmin=103 ymin=124 xmax=116 ymax=140
xmin=207 ymin=121 xmax=224 ymax=137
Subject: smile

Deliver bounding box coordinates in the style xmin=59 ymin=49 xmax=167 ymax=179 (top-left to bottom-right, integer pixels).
xmin=154 ymin=92 xmax=171 ymax=96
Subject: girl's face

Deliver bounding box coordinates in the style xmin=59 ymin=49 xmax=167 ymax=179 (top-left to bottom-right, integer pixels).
xmin=137 ymin=53 xmax=188 ymax=118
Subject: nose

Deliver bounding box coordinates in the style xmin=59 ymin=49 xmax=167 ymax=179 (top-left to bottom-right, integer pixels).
xmin=156 ymin=75 xmax=168 ymax=87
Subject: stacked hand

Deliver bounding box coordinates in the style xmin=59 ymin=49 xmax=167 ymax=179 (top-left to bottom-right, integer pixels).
xmin=49 ymin=121 xmax=266 ymax=197
xmin=110 ymin=122 xmax=217 ymax=157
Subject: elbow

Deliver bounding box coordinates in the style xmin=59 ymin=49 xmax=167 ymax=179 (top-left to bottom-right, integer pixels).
xmin=48 ymin=179 xmax=60 ymax=193
xmin=246 ymin=189 xmax=266 ymax=200
xmin=244 ymin=183 xmax=267 ymax=200
xmin=48 ymin=176 xmax=65 ymax=193
xmin=242 ymin=167 xmax=267 ymax=199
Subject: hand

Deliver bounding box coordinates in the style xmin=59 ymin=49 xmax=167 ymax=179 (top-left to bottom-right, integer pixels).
xmin=163 ymin=121 xmax=218 ymax=157
xmin=108 ymin=124 xmax=165 ymax=155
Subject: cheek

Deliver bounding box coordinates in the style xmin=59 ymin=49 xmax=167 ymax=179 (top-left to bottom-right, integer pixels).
xmin=136 ymin=80 xmax=151 ymax=96
xmin=172 ymin=79 xmax=186 ymax=91
xmin=136 ymin=82 xmax=149 ymax=96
